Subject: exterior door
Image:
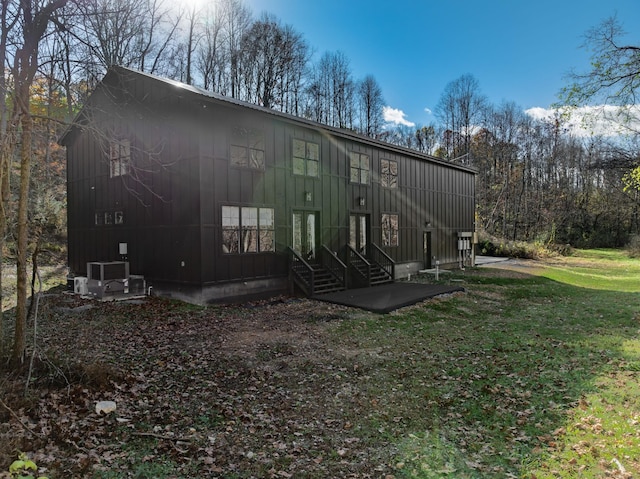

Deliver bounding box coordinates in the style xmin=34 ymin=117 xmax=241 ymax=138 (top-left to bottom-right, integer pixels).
xmin=350 ymin=214 xmax=369 ymax=254
xmin=423 ymin=231 xmax=432 ymax=269
xmin=293 ymin=211 xmax=318 ymax=260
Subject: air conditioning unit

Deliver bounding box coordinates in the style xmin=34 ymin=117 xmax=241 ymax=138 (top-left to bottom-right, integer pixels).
xmin=87 ymin=261 xmax=129 ymax=298
xmin=127 ymin=275 xmax=146 ymax=295
xmin=74 ymin=276 xmax=88 ymax=295
xmin=87 ymin=261 xmax=129 ymax=282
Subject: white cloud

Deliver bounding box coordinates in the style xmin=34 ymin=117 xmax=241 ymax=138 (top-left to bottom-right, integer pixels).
xmin=424 ymin=107 xmax=433 ymax=115
xmin=383 ymin=106 xmax=415 ymax=127
xmin=525 ymin=105 xmax=640 ymax=137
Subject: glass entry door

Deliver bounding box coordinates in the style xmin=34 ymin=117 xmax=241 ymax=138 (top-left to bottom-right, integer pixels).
xmin=349 ymin=214 xmax=369 ymax=254
xmin=293 ymin=211 xmax=318 ymax=260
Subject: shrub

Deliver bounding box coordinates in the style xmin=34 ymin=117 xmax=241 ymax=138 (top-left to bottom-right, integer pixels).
xmin=626 ymin=235 xmax=640 ymax=258
xmin=476 ymin=232 xmax=573 ymax=259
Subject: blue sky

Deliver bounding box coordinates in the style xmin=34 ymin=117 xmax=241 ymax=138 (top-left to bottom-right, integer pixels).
xmin=245 ymin=0 xmax=640 ymax=128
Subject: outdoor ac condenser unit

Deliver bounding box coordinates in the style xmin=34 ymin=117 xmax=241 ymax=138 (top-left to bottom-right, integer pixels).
xmin=86 ymin=261 xmax=129 ymax=298
xmin=87 ymin=261 xmax=129 ymax=282
xmin=74 ymin=277 xmax=88 ymax=295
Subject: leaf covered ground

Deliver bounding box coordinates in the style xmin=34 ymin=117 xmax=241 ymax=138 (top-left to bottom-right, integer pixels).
xmin=1 ymin=252 xmax=639 ymax=478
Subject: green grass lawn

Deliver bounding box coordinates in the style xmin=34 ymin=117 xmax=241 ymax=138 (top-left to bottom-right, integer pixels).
xmin=331 ymin=249 xmax=640 ymax=478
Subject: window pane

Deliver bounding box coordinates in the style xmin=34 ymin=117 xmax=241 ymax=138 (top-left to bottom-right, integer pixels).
xmin=361 ymin=169 xmax=370 ymax=184
xmin=242 ymin=208 xmax=258 ymax=252
xmin=249 ymin=149 xmax=264 ymax=169
xmin=306 ymin=213 xmax=316 ymax=259
xmin=350 ymin=167 xmax=360 ymax=183
xmin=222 ymin=206 xmax=240 ymax=253
xmin=292 ymin=212 xmax=302 ymax=254
xmin=293 ymin=156 xmax=306 ymax=175
xmin=307 ymin=142 xmax=319 ymax=160
xmin=222 ymin=228 xmax=239 ymax=253
xmin=349 ymin=152 xmax=359 ymax=168
xmin=250 ymin=131 xmax=265 ymax=151
xmin=222 ymin=206 xmax=239 ymax=226
xmin=259 ymin=230 xmax=274 ymax=252
xmin=293 ymin=139 xmax=305 ymax=158
xmin=259 ymin=208 xmax=274 ymax=227
xmin=259 ymin=208 xmax=275 ymax=252
xmin=349 ymin=215 xmax=356 ymax=249
xmin=231 ymin=145 xmax=247 ymax=167
xmin=361 ymin=154 xmax=370 ymax=170
xmin=307 ymin=159 xmax=319 ymax=177
xmin=382 ymin=214 xmax=399 ymax=247
xmin=242 ymin=207 xmax=258 ymax=226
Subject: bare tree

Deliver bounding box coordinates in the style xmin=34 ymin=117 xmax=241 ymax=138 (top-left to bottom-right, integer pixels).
xmin=223 ymin=0 xmax=252 ymax=98
xmin=237 ymin=13 xmax=308 ymax=110
xmin=435 ymin=73 xmax=487 ymax=162
xmin=562 ymin=16 xmax=640 ymax=108
xmin=305 ymin=51 xmax=354 ymax=129
xmin=356 ymin=74 xmax=384 ymax=137
xmin=74 ymin=0 xmax=182 ymax=82
xmin=197 ymin=2 xmax=227 ymax=92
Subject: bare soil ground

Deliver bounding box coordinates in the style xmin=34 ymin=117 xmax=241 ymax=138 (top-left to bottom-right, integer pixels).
xmin=1 ymin=289 xmax=398 ymax=478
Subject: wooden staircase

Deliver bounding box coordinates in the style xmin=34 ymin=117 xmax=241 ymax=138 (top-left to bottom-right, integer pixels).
xmin=289 ymin=244 xmax=395 ymax=298
xmin=309 ymin=264 xmax=346 ymax=294
xmin=347 ymin=244 xmax=394 ymax=288
xmin=289 ymin=246 xmax=347 ymax=297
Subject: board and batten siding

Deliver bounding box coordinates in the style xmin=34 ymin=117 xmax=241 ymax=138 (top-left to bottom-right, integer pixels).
xmin=64 ymin=66 xmax=476 ymax=299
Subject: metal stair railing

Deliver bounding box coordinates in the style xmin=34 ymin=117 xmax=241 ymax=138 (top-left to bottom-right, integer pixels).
xmin=347 ymin=244 xmax=371 ymax=287
xmin=320 ymin=245 xmax=347 ymax=290
xmin=288 ymin=247 xmax=315 ymax=296
xmin=369 ymin=243 xmax=395 ymax=282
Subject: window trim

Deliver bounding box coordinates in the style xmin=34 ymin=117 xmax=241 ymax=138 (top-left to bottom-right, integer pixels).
xmin=221 ymin=205 xmax=275 ymax=254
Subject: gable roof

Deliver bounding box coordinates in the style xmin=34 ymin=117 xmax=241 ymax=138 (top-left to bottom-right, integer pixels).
xmin=60 ymin=66 xmax=476 ymax=174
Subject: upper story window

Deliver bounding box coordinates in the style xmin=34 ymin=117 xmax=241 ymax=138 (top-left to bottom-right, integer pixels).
xmin=222 ymin=205 xmax=275 ymax=254
xmin=349 ymin=151 xmax=370 ymax=184
xmin=110 ymin=139 xmax=131 ymax=177
xmin=381 ymin=159 xmax=398 ymax=188
xmin=292 ymin=139 xmax=320 ymax=177
xmin=381 ymin=213 xmax=399 ymax=247
xmin=231 ymin=127 xmax=265 ymax=170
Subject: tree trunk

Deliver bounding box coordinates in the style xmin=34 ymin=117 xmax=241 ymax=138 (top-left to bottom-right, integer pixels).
xmin=13 ymin=111 xmax=32 ymax=363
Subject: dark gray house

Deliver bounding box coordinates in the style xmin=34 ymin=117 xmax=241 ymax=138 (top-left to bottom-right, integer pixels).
xmin=60 ymin=66 xmax=476 ymax=304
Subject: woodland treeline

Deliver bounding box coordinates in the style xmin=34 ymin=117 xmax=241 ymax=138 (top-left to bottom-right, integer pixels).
xmin=1 ymin=0 xmax=639 ymax=358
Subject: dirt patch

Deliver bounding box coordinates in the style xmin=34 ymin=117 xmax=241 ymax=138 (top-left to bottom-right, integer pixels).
xmin=1 ymin=293 xmax=375 ymax=477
